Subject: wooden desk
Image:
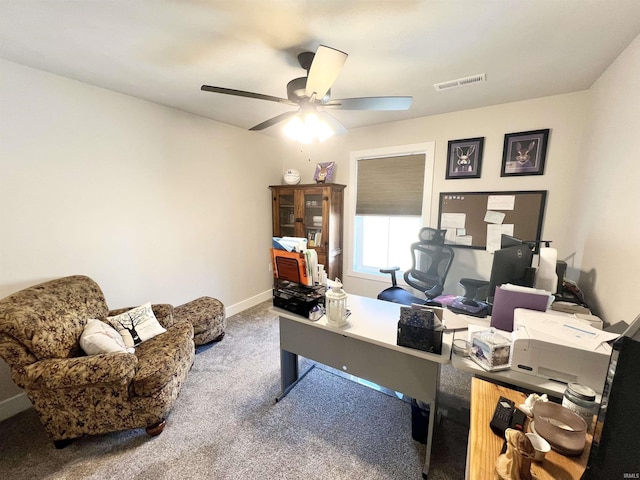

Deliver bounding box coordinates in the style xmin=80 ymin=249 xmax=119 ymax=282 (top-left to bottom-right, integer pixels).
xmin=467 ymin=377 xmax=591 ymax=480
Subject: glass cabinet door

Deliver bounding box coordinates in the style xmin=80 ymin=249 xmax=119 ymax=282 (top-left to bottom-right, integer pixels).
xmin=303 ymin=191 xmax=324 ymax=248
xmin=277 ymin=193 xmax=295 ymax=237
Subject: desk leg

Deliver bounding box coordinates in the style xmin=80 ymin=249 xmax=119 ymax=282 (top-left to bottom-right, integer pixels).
xmin=276 ymin=349 xmax=317 ymax=402
xmin=421 ymin=400 xmax=436 ymax=479
xmin=421 ymin=367 xmax=440 ymax=480
xmin=276 ymin=349 xmax=298 ymax=402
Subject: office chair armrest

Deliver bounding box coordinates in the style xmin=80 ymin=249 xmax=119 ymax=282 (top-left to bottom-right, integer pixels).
xmin=379 ymin=266 xmax=400 ymax=287
xmin=424 ymin=284 xmax=443 ymax=299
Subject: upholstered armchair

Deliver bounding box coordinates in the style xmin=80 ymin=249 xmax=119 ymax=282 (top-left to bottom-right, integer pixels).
xmin=0 ymin=275 xmax=195 ymax=447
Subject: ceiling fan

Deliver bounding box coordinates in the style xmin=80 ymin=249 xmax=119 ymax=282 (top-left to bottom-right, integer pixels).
xmin=200 ymin=45 xmax=412 ymax=139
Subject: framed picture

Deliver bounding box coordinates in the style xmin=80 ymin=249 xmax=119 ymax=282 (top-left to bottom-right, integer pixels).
xmin=501 ymin=129 xmax=550 ymax=177
xmin=446 ymin=137 xmax=484 ymax=179
xmin=314 ymin=162 xmax=335 ymax=183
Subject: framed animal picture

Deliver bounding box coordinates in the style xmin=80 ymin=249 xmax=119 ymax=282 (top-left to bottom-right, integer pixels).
xmin=501 ymin=129 xmax=550 ymax=177
xmin=313 ymin=162 xmax=335 ymax=183
xmin=446 ymin=137 xmax=484 ymax=179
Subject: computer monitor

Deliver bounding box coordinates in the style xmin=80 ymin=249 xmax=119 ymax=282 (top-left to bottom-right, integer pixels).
xmin=581 ymin=314 xmax=640 ymax=479
xmin=499 ymin=234 xmax=526 ymax=249
xmin=487 ymin=235 xmax=536 ymax=303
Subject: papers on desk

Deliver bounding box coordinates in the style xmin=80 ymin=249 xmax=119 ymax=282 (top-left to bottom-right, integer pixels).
xmin=273 ymin=236 xmax=307 ymax=252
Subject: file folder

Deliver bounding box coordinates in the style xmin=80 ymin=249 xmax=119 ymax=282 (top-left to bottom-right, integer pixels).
xmin=490 ymin=285 xmax=550 ymax=332
xmin=270 ymin=248 xmax=312 ymax=286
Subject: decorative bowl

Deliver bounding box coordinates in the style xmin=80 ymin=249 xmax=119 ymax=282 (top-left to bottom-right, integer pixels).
xmin=532 ymin=401 xmax=587 ymax=456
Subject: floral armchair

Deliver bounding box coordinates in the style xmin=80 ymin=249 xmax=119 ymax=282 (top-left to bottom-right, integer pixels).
xmin=0 ymin=275 xmax=195 ymax=447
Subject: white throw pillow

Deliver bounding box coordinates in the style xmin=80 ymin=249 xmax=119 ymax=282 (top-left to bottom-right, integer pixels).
xmin=107 ymin=302 xmax=166 ymax=348
xmin=80 ymin=319 xmax=134 ymax=355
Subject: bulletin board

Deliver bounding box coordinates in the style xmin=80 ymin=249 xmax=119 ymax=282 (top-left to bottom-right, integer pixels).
xmin=437 ymin=190 xmax=547 ymax=250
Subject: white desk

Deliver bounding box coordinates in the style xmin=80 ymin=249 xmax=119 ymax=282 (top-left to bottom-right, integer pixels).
xmin=273 ymin=294 xmax=453 ymax=480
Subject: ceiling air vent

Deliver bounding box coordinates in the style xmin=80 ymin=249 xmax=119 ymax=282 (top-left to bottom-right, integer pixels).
xmin=434 ymin=73 xmax=486 ymax=92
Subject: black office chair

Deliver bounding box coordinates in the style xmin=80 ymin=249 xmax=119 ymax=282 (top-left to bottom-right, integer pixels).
xmin=378 ymin=228 xmax=454 ymax=305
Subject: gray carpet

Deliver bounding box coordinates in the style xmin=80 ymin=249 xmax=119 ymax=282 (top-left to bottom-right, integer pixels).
xmin=0 ymin=301 xmax=471 ymax=479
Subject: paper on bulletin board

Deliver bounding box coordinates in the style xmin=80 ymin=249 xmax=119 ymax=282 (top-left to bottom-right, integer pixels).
xmin=445 ymin=228 xmax=456 ymax=244
xmin=486 ymin=224 xmax=514 ymax=252
xmin=487 ymin=195 xmax=515 ymax=210
xmin=456 ymin=236 xmax=473 ymax=246
xmin=443 ymin=226 xmax=473 ymax=246
xmin=484 ymin=210 xmax=506 ymax=224
xmin=441 ymin=212 xmax=466 ymax=229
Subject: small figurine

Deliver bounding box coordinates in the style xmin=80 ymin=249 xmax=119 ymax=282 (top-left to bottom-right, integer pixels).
xmin=495 ymin=428 xmax=536 ymax=480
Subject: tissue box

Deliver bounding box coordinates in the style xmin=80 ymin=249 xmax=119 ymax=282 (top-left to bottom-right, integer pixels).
xmin=470 ymin=329 xmax=511 ymax=371
xmin=397 ymin=306 xmax=443 ymax=354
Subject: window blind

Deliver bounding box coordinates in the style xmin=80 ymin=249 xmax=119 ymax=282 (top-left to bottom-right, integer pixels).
xmin=355 ymin=154 xmax=425 ymax=216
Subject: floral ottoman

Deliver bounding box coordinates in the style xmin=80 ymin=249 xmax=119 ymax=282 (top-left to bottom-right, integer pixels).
xmin=174 ymin=296 xmax=226 ymax=346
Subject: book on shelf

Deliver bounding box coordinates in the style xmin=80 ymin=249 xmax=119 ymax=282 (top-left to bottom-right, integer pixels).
xmin=305 ymin=231 xmax=322 ymax=247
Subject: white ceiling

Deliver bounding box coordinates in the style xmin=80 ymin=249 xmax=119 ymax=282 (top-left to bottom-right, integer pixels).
xmin=2 ymin=1 xmax=640 ymax=136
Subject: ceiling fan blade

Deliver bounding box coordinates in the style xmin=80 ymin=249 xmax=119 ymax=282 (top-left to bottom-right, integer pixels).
xmin=201 ymin=85 xmax=298 ymax=106
xmin=318 ymin=111 xmax=348 ymax=136
xmin=249 ymin=111 xmax=298 ymax=131
xmin=324 ymin=96 xmax=413 ymax=111
xmin=305 ymin=45 xmax=348 ymax=100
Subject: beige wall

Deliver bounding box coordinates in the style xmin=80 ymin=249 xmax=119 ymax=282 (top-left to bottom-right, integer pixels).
xmin=572 ymin=34 xmax=640 ymax=325
xmin=0 ymin=60 xmax=283 ymax=415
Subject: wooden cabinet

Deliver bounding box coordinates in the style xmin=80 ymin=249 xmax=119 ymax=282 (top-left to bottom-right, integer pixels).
xmin=269 ymin=183 xmax=346 ymax=281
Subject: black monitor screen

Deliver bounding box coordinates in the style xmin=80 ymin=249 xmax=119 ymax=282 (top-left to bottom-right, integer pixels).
xmin=487 ymin=237 xmax=535 ymax=302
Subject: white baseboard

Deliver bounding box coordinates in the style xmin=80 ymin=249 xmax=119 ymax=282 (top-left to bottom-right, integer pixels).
xmin=0 ymin=392 xmax=32 ymax=422
xmin=225 ymin=289 xmax=272 ymax=318
xmin=0 ymin=290 xmax=273 ymax=422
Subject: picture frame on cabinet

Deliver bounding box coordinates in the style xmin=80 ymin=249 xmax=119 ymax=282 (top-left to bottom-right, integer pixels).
xmin=446 ymin=137 xmax=484 ymax=179
xmin=314 ymin=162 xmax=335 ymax=183
xmin=501 ymin=129 xmax=550 ymax=177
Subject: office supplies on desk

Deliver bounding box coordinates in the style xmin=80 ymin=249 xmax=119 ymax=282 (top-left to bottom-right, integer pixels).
xmin=397 ymin=305 xmax=443 ymax=354
xmin=534 ymin=245 xmax=558 ymax=293
xmin=510 ymin=309 xmax=614 ymax=392
xmin=272 ymin=236 xmax=308 ymax=252
xmin=271 ymin=248 xmax=311 ymax=285
xmin=489 ymin=396 xmax=525 ymax=436
xmin=470 ymin=329 xmax=511 ymax=371
xmin=272 ymin=279 xmax=325 ymax=318
xmin=490 ymin=284 xmax=551 ymax=331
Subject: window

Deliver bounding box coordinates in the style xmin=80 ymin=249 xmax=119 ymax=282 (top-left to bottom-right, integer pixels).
xmin=347 ymin=143 xmax=435 ymax=282
xmin=354 ymin=215 xmax=422 ymax=275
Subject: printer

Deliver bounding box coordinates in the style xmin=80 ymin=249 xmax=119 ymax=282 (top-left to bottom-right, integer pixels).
xmin=510 ymin=309 xmax=613 ymax=393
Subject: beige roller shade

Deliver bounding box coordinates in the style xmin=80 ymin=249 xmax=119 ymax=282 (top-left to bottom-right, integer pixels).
xmin=356 ymin=154 xmax=425 ymax=216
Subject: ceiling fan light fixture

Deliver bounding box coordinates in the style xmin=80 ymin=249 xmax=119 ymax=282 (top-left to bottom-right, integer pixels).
xmin=283 ymin=110 xmax=335 ymax=144
xmin=201 ymin=45 xmax=410 ymax=137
